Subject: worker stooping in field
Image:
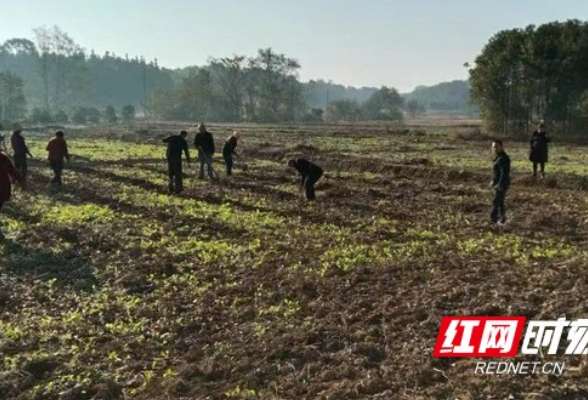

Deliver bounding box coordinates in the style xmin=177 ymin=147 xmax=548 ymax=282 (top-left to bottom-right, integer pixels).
xmin=10 ymin=124 xmax=33 ymax=184
xmin=194 ymin=123 xmax=218 ymax=180
xmin=163 ymin=130 xmax=190 ymax=194
xmin=0 ymin=151 xmax=23 ymax=237
xmin=46 ymin=130 xmax=70 ymax=187
xmin=490 ymin=139 xmax=511 ymax=227
xmin=288 ymin=158 xmax=323 ymax=201
xmin=529 ymin=123 xmax=551 ymax=179
xmin=222 ymin=131 xmax=241 ymax=176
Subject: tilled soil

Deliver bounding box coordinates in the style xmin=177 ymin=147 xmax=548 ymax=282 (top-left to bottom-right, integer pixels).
xmin=1 ymin=127 xmax=588 ymax=400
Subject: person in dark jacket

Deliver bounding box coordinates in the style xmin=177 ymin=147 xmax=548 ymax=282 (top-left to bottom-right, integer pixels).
xmin=10 ymin=124 xmax=33 ymax=183
xmin=222 ymin=131 xmax=241 ymax=176
xmin=194 ymin=123 xmax=217 ymax=180
xmin=491 ymin=139 xmax=511 ymax=226
xmin=529 ymin=123 xmax=550 ymax=179
xmin=0 ymin=151 xmax=23 ymax=237
xmin=46 ymin=130 xmax=70 ymax=187
xmin=163 ymin=130 xmax=190 ymax=194
xmin=288 ymin=158 xmax=324 ymax=201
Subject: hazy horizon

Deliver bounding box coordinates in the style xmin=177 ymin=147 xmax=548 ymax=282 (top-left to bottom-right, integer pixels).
xmin=1 ymin=0 xmax=587 ymax=92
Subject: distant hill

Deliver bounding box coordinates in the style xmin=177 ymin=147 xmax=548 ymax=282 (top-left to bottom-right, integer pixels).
xmin=403 ymin=80 xmax=477 ymax=114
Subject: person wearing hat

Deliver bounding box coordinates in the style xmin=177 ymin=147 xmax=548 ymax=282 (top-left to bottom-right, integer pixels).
xmin=163 ymin=130 xmax=190 ymax=194
xmin=287 ymin=158 xmax=324 ymax=201
xmin=222 ymin=131 xmax=241 ymax=176
xmin=529 ymin=122 xmax=551 ymax=179
xmin=10 ymin=124 xmax=33 ymax=183
xmin=194 ymin=123 xmax=217 ymax=180
xmin=46 ymin=130 xmax=70 ymax=187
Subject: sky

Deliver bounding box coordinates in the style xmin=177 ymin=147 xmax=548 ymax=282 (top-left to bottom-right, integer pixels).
xmin=1 ymin=0 xmax=587 ymax=92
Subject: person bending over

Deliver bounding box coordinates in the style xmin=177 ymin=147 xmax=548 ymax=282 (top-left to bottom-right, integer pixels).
xmin=288 ymin=158 xmax=323 ymax=201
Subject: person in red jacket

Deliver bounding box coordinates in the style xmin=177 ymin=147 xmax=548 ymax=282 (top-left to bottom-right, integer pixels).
xmin=0 ymin=151 xmax=23 ymax=237
xmin=46 ymin=130 xmax=70 ymax=187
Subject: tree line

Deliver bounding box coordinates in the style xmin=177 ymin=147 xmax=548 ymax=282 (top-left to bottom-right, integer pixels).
xmin=0 ymin=26 xmax=172 ymax=125
xmin=0 ymin=26 xmax=415 ymax=126
xmin=470 ymin=20 xmax=588 ymax=135
xmin=146 ymin=50 xmax=306 ymax=123
xmin=404 ymin=80 xmax=477 ymax=115
xmin=147 ymin=50 xmax=415 ymax=123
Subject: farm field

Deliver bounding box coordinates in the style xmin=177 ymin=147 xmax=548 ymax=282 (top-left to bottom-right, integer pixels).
xmin=2 ymin=123 xmax=588 ymax=400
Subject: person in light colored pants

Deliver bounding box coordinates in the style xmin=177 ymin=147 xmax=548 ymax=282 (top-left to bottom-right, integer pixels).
xmin=194 ymin=123 xmax=218 ymax=180
xmin=198 ymin=149 xmax=217 ymax=180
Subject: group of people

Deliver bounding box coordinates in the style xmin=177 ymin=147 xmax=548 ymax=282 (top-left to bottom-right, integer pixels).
xmin=162 ymin=123 xmax=243 ymax=194
xmin=9 ymin=126 xmax=70 ymax=188
xmin=0 ymin=124 xmax=70 ymax=223
xmin=0 ymin=121 xmax=553 ymax=233
xmin=163 ymin=123 xmax=325 ymax=200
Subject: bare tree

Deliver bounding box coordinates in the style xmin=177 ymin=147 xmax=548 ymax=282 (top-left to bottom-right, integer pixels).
xmin=33 ymin=26 xmax=88 ymax=113
xmin=210 ymin=55 xmax=247 ymax=122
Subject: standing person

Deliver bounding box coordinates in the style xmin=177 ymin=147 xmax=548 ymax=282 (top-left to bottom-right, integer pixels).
xmin=46 ymin=130 xmax=70 ymax=187
xmin=222 ymin=131 xmax=241 ymax=176
xmin=194 ymin=123 xmax=217 ymax=180
xmin=490 ymin=139 xmax=511 ymax=227
xmin=529 ymin=122 xmax=551 ymax=179
xmin=163 ymin=130 xmax=190 ymax=194
xmin=288 ymin=158 xmax=324 ymax=201
xmin=0 ymin=151 xmax=23 ymax=238
xmin=10 ymin=124 xmax=33 ymax=183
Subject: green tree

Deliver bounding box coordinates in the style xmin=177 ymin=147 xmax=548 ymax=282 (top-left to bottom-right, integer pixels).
xmin=145 ymin=89 xmax=175 ymax=120
xmin=71 ymin=107 xmax=86 ymax=124
xmin=103 ymin=105 xmax=118 ymax=124
xmin=121 ymin=105 xmax=136 ymax=124
xmin=281 ymin=75 xmax=305 ymax=121
xmin=247 ymin=48 xmax=302 ymax=122
xmin=30 ymin=107 xmax=53 ymax=123
xmin=325 ymin=100 xmax=360 ymax=122
xmin=0 ymin=71 xmax=27 ymax=123
xmin=210 ymin=55 xmax=247 ymax=122
xmin=302 ymin=108 xmax=324 ymax=123
xmin=470 ymin=20 xmax=588 ymax=135
xmin=86 ymin=107 xmax=101 ymax=123
xmin=362 ymin=86 xmax=403 ymax=121
xmin=1 ymin=35 xmax=174 ymax=112
xmin=54 ymin=109 xmax=68 ymax=123
xmin=404 ymin=80 xmax=474 ymax=112
xmin=2 ymin=38 xmax=36 ymax=55
xmin=172 ymin=70 xmax=215 ymax=121
xmin=71 ymin=107 xmax=100 ymax=124
xmin=405 ymin=99 xmax=426 ymax=118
